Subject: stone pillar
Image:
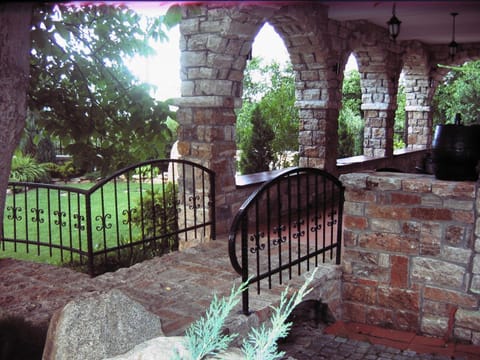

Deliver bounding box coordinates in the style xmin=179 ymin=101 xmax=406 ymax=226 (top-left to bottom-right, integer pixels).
xmin=362 ymin=105 xmax=395 ymax=158
xmin=404 ymin=75 xmax=433 ymax=150
xmin=176 ymin=4 xmax=259 ymax=238
xmin=357 ymin=47 xmax=401 ymax=159
xmin=406 ymin=105 xmax=432 ymax=150
xmin=297 ymin=102 xmax=339 ymax=173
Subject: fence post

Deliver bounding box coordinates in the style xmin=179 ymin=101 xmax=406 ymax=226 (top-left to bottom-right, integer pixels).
xmin=85 ymin=194 xmax=94 ymax=276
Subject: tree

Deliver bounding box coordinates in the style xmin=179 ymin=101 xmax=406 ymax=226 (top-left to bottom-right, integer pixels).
xmin=28 ymin=3 xmax=178 ymax=176
xmin=236 ymin=58 xmax=299 ymax=172
xmin=432 ymin=60 xmax=480 ymax=126
xmin=338 ymin=69 xmax=363 ymax=157
xmin=394 ymin=84 xmax=406 ymax=149
xmin=239 ymin=105 xmax=275 ymax=174
xmin=0 ymin=3 xmax=33 ymax=236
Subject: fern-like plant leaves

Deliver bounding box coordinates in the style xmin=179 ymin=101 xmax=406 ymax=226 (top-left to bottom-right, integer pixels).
xmin=242 ymin=269 xmax=316 ymax=360
xmin=181 ymin=281 xmax=248 ymax=360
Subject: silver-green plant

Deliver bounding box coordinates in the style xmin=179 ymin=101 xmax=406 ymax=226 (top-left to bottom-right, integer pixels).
xmin=241 ymin=271 xmax=314 ymax=360
xmin=175 ymin=281 xmax=248 ymax=360
xmin=176 ymin=269 xmax=317 ymax=360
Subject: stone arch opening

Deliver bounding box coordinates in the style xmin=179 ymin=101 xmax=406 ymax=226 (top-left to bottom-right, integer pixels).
xmin=338 ymin=53 xmax=363 ymax=159
xmin=236 ymin=21 xmax=297 ymax=175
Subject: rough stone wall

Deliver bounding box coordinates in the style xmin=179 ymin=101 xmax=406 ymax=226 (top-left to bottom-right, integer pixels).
xmin=175 ymin=2 xmax=480 ymax=238
xmin=340 ymin=171 xmax=480 ymax=345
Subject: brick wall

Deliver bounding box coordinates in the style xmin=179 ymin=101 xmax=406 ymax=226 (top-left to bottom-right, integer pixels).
xmin=340 ymin=171 xmax=480 ymax=345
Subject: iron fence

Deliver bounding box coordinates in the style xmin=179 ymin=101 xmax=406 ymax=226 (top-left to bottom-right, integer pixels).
xmin=2 ymin=159 xmax=215 ymax=276
xmin=228 ymin=167 xmax=344 ymax=315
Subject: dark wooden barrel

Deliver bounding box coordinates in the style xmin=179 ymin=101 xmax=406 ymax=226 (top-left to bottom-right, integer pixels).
xmin=432 ymin=124 xmax=480 ymax=181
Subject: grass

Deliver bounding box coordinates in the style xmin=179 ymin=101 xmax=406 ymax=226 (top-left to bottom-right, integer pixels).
xmin=1 ymin=179 xmax=164 ymax=267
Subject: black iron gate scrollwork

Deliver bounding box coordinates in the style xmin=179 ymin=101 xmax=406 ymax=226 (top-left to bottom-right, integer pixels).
xmin=228 ymin=167 xmax=344 ymax=315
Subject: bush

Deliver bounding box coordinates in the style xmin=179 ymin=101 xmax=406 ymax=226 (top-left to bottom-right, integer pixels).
xmin=48 ymin=160 xmax=78 ymax=181
xmin=130 ymin=182 xmax=179 ymax=255
xmin=9 ymin=152 xmax=51 ymax=183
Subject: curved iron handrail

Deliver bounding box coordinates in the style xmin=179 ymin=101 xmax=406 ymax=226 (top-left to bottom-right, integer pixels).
xmin=228 ymin=166 xmax=344 ymax=314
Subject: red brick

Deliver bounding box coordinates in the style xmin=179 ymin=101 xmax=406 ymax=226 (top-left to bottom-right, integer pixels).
xmin=424 ymin=287 xmax=479 ymax=308
xmin=343 ymin=302 xmax=367 ymax=323
xmin=366 ymin=204 xmax=411 ymax=219
xmin=411 ymin=335 xmax=446 ymax=347
xmin=344 ymin=215 xmax=368 ymax=230
xmin=345 ymin=189 xmax=376 ymax=202
xmin=451 ymin=209 xmax=475 ymax=223
xmin=370 ymin=326 xmax=416 ymax=343
xmin=366 ymin=307 xmax=395 ymax=328
xmin=359 ymin=232 xmax=418 ymax=254
xmin=343 ymin=283 xmax=376 ymax=304
xmin=395 ymin=310 xmax=420 ymax=332
xmin=411 ymin=207 xmax=452 ymax=221
xmin=391 ymin=255 xmax=408 ymax=288
xmin=391 ymin=192 xmax=422 ymax=205
xmin=378 ymin=287 xmax=419 ymax=312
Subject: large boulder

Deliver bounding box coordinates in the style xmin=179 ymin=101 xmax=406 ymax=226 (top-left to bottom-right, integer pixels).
xmin=42 ymin=289 xmax=163 ymax=360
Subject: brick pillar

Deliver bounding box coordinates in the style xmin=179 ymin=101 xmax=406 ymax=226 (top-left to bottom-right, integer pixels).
xmin=340 ymin=172 xmax=480 ymax=343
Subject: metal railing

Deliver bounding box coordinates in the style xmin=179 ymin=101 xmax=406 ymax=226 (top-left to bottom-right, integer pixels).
xmin=228 ymin=167 xmax=344 ymax=315
xmin=2 ymin=159 xmax=215 ymax=276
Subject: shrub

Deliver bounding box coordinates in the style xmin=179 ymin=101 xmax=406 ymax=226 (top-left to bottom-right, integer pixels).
xmin=9 ymin=152 xmax=51 ymax=183
xmin=130 ymin=182 xmax=179 ymax=255
xmin=175 ymin=269 xmax=316 ymax=360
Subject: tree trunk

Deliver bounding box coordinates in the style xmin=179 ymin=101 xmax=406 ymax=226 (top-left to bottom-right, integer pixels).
xmin=0 ymin=3 xmax=33 ymax=235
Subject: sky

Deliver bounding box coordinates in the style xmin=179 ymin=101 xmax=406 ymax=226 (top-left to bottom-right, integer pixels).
xmin=126 ymin=4 xmax=357 ymax=101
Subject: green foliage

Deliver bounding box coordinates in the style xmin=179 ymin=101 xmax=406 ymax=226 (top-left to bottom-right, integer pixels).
xmin=179 ymin=282 xmax=248 ymax=360
xmin=9 ymin=152 xmax=51 ymax=182
xmin=237 ymin=58 xmax=299 ymax=173
xmin=338 ymin=107 xmax=363 ymax=158
xmin=28 ymin=4 xmax=177 ymax=176
xmin=241 ymin=272 xmax=314 ymax=360
xmin=338 ymin=70 xmax=363 ymax=157
xmin=177 ymin=269 xmax=316 ymax=360
xmin=239 ymin=105 xmax=275 ymax=174
xmin=432 ymin=60 xmax=480 ymax=126
xmin=394 ymin=84 xmax=406 ymax=149
xmin=130 ymin=183 xmax=179 ymax=254
xmin=48 ymin=160 xmax=78 ymax=181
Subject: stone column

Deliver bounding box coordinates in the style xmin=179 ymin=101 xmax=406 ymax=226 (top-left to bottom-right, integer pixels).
xmin=362 ymin=104 xmax=395 ymax=158
xmin=297 ymin=101 xmax=339 ymax=173
xmin=404 ymin=76 xmax=433 ymax=150
xmin=406 ymin=105 xmax=432 ymax=150
xmin=176 ymin=4 xmax=262 ymax=238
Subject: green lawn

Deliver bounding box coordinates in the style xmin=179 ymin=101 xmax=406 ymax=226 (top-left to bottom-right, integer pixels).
xmin=2 ymin=180 xmax=163 ymax=267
